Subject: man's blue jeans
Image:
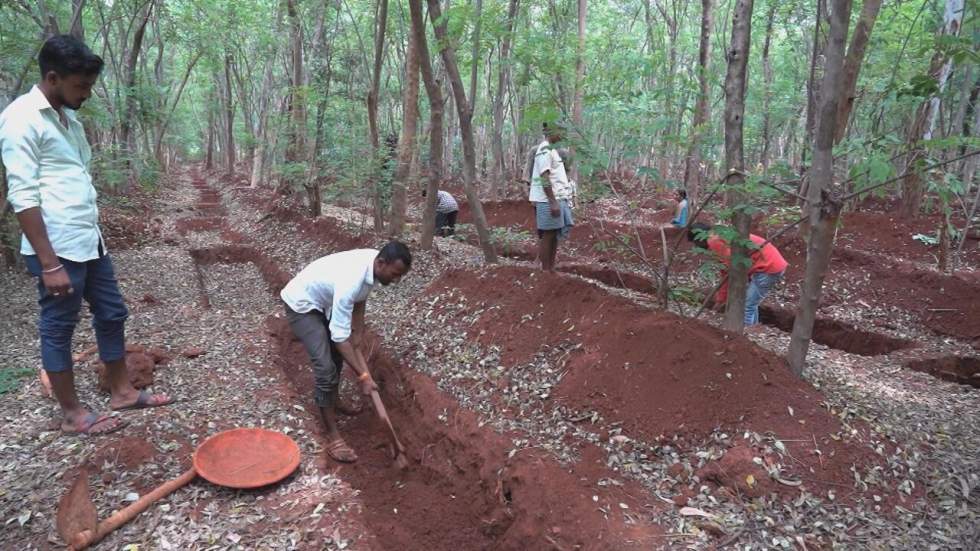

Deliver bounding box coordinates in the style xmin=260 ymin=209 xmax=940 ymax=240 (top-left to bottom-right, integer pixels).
xmin=24 ymin=254 xmax=128 ymax=373
xmin=744 ymin=271 xmax=784 ymax=326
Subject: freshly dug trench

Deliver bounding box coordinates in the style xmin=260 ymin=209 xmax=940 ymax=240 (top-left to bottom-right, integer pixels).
xmin=904 ymin=356 xmax=980 ymax=388
xmin=758 ymin=306 xmax=912 ymax=356
xmin=186 ymin=240 xmax=662 ymax=548
xmin=268 ymin=320 xmax=662 ymax=550
xmin=188 ymin=245 xmax=291 ymax=293
xmin=560 ymin=264 xmax=657 ymax=294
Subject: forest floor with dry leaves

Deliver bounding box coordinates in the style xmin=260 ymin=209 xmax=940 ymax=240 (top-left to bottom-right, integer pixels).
xmin=1 ymin=165 xmax=978 ymax=550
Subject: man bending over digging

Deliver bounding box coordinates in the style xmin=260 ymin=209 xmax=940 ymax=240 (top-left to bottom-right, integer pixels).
xmin=688 ymin=223 xmax=788 ymax=327
xmin=280 ymin=241 xmax=412 ymax=462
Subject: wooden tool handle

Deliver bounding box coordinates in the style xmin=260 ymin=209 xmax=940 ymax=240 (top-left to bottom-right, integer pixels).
xmin=70 ymin=468 xmax=197 ymax=550
xmin=370 ymin=390 xmax=406 ymax=454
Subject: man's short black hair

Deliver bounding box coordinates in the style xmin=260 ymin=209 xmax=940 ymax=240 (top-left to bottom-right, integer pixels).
xmin=688 ymin=222 xmax=712 ymax=248
xmin=677 ymin=189 xmax=687 ymax=200
xmin=38 ymin=35 xmax=104 ymax=78
xmin=378 ymin=240 xmax=412 ymax=269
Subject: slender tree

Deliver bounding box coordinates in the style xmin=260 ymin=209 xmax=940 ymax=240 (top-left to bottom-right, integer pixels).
xmin=721 ymin=0 xmax=755 ymax=334
xmin=426 ymin=0 xmax=497 ymax=262
xmin=409 ymin=0 xmax=443 ymax=250
xmin=682 ymin=0 xmax=713 ymax=207
xmin=367 ymin=0 xmax=390 ymax=231
xmin=389 ymin=11 xmax=420 ymax=236
xmin=788 ymin=0 xmax=853 ymax=375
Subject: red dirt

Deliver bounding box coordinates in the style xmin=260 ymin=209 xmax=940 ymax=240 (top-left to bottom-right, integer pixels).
xmin=242 ymin=194 xmax=372 ymax=253
xmin=458 ymin=200 xmax=535 ymax=229
xmin=560 ymin=264 xmax=659 ymax=294
xmin=424 ymin=266 xmax=895 ymax=502
xmin=904 ymin=355 xmax=980 ymax=388
xmin=835 ymin=210 xmax=980 ymax=266
xmin=779 ymin=237 xmax=980 ymax=346
xmin=758 ymin=305 xmax=913 ymax=356
xmin=175 ymin=217 xmax=224 ymax=235
xmin=187 ymin=193 xmax=666 ymax=547
xmin=266 ymin=313 xmax=664 ymax=550
xmin=88 ymin=436 xmax=157 ymax=470
xmin=457 ymin=199 xmax=699 ymax=267
xmin=188 ymin=245 xmax=292 ymax=293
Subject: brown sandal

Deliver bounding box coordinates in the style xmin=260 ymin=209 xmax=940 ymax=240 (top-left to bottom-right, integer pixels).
xmin=63 ymin=413 xmax=128 ymax=436
xmin=325 ymin=438 xmax=358 ymax=463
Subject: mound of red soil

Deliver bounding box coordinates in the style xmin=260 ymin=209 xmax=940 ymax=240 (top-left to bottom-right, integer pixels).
xmin=458 ymin=200 xmax=535 ymax=229
xmin=189 ymin=245 xmax=292 ymax=293
xmin=265 ymin=317 xmax=664 ymax=550
xmin=836 ymin=210 xmax=979 ymax=265
xmin=424 ymin=266 xmax=888 ymax=500
xmin=457 ymin=199 xmax=698 ymax=267
xmin=244 ymin=195 xmax=373 ymax=252
xmin=96 ymin=349 xmax=169 ymax=392
xmin=89 ymin=436 xmax=157 ymax=469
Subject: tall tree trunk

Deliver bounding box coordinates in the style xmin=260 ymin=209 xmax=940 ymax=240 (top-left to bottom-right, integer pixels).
xmin=427 ymin=0 xmax=497 ymax=263
xmin=833 ymin=0 xmax=883 ymax=144
xmin=223 ymin=52 xmax=236 ymax=175
xmin=470 ymin=0 xmax=484 ymax=186
xmin=570 ymin=0 xmax=587 ymax=184
xmin=409 ymin=0 xmax=443 ymax=250
xmin=205 ymin=88 xmax=215 ymax=170
xmin=389 ymin=14 xmax=420 ymax=236
xmin=721 ymin=0 xmax=755 ymax=334
xmin=899 ymin=0 xmax=964 ymax=219
xmin=491 ymin=0 xmax=520 ymax=196
xmin=803 ymin=0 xmax=825 ymax=167
xmin=284 ymin=0 xmax=312 ymax=214
xmin=788 ymin=0 xmax=853 ymax=376
xmin=367 ymin=0 xmax=390 ymax=231
xmin=760 ymin=3 xmax=776 ymax=171
xmin=682 ymin=0 xmax=713 ymax=208
xmin=119 ymin=0 xmax=153 ymax=182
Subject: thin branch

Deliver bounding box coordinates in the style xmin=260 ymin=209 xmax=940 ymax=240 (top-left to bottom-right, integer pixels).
xmin=756 ymin=178 xmax=807 ymax=201
xmin=839 ymin=149 xmax=980 ymax=201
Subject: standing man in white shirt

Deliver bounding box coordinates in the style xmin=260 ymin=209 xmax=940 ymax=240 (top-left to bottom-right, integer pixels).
xmin=530 ymin=122 xmax=575 ymax=271
xmin=280 ymin=241 xmax=412 ymax=463
xmin=0 ymin=36 xmax=172 ymax=435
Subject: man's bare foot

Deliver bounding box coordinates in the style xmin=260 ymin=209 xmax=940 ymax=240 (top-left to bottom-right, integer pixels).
xmin=62 ymin=412 xmax=127 ymax=435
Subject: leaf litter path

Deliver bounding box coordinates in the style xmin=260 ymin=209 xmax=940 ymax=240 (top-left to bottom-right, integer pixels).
xmin=0 ymin=166 xmax=664 ymax=551
xmin=0 ymin=171 xmax=370 ymax=550
xmin=2 ymin=164 xmax=977 ymax=550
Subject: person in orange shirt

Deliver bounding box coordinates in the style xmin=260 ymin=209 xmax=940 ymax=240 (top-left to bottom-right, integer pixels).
xmin=688 ymin=222 xmax=788 ymax=326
